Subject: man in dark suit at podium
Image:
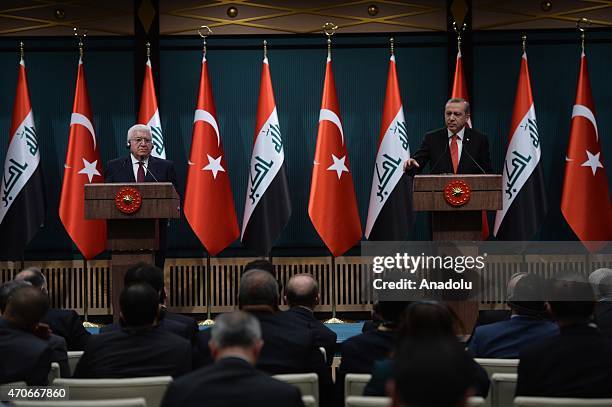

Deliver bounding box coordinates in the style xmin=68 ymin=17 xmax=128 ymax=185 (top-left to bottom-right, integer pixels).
xmin=403 ymin=98 xmax=492 ymax=175
xmin=104 ymin=124 xmax=178 ymax=268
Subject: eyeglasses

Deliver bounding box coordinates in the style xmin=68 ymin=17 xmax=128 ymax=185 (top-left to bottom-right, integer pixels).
xmin=130 ymin=137 xmax=153 ymax=145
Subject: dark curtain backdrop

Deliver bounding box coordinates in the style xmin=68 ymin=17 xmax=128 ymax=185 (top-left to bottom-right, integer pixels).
xmin=0 ymin=31 xmax=610 ymax=259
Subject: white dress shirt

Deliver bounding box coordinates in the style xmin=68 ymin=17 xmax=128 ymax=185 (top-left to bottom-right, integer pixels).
xmin=130 ymin=154 xmax=149 ymax=181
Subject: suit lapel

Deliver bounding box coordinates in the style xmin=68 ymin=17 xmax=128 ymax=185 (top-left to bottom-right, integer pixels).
xmin=458 ymin=128 xmax=472 ymax=174
xmin=123 ymin=157 xmax=136 ymax=182
xmin=440 ymin=129 xmax=454 ymax=174
xmin=145 ymin=156 xmax=157 ymax=182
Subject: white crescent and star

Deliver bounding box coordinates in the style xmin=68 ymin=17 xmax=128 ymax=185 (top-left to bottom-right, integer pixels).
xmin=202 ymin=154 xmax=225 ymax=179
xmin=566 ymin=104 xmax=605 ymax=176
xmin=194 ymin=109 xmax=220 ymax=147
xmin=581 ymin=150 xmax=604 ymax=175
xmin=77 ymin=158 xmax=100 ymax=182
xmin=327 ymin=154 xmax=349 ymax=179
xmin=319 ymin=109 xmax=344 ymax=145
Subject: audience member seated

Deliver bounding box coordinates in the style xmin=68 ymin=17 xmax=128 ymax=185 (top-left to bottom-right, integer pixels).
xmin=73 ymin=283 xmax=192 ymax=378
xmin=0 ymin=281 xmax=69 ymax=378
xmin=0 ymin=285 xmax=52 ymax=385
xmin=243 ymin=259 xmax=282 ymax=297
xmin=161 ymin=311 xmax=304 ymax=407
xmin=361 ymin=302 xmax=383 ymax=333
xmin=194 ymin=269 xmax=331 ymax=405
xmin=516 ymin=271 xmax=612 ymax=398
xmin=468 ymin=273 xmax=558 ymax=358
xmin=284 ymin=273 xmax=337 ymax=364
xmin=364 ymin=301 xmax=489 ymax=398
xmin=123 ymin=263 xmax=198 ymax=340
xmin=589 ymin=268 xmax=612 ymax=336
xmin=388 ymin=338 xmax=477 ymax=407
xmin=14 ymin=267 xmax=90 ymax=351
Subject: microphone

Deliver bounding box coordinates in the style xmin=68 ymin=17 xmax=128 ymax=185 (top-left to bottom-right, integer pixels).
xmin=429 ymin=140 xmax=450 ymax=174
xmin=139 ymin=160 xmax=161 ymax=182
xmin=461 ymin=146 xmax=487 ymax=174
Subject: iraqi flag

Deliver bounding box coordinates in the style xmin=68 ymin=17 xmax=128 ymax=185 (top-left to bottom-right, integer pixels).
xmin=184 ymin=55 xmax=239 ymax=256
xmin=494 ymin=51 xmax=547 ymax=240
xmin=561 ymin=52 xmax=611 ymax=252
xmin=58 ymin=57 xmax=106 ymax=259
xmin=241 ymin=54 xmax=291 ymax=255
xmin=365 ymin=54 xmax=412 ymax=240
xmin=308 ymin=55 xmax=361 ymax=257
xmin=451 ymin=50 xmax=489 ymax=239
xmin=138 ymin=56 xmax=166 ymax=159
xmin=0 ymin=54 xmax=46 ymax=260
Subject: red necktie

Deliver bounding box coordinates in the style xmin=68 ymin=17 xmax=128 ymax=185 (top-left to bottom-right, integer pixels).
xmin=450 ymin=134 xmax=459 ymax=174
xmin=137 ymin=162 xmax=145 ymax=182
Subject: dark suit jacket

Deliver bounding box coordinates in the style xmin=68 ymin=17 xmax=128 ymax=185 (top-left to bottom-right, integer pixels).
xmin=42 ymin=308 xmax=90 ymax=351
xmin=284 ymin=307 xmax=337 ymax=365
xmin=594 ymin=301 xmax=612 ymax=336
xmin=161 ymin=357 xmax=304 ymax=407
xmin=516 ymin=324 xmax=612 ymax=398
xmin=48 ymin=333 xmax=70 ymax=378
xmin=0 ymin=318 xmax=52 ymax=385
xmin=73 ymin=325 xmax=191 ymax=378
xmin=101 ymin=318 xmax=192 ymax=341
xmin=410 ymin=127 xmax=493 ymax=174
xmin=468 ymin=315 xmax=559 ymax=358
xmin=194 ymin=310 xmax=332 ymax=406
xmin=164 ymin=310 xmax=198 ymax=341
xmin=105 ymin=155 xmax=177 ymax=188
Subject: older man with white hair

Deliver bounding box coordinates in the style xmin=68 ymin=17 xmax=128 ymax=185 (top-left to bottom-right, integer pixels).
xmin=104 ymin=124 xmax=178 ymax=268
xmin=590 ymin=268 xmax=612 ymax=335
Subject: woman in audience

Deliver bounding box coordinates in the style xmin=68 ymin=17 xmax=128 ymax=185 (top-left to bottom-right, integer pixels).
xmin=363 ymin=300 xmax=490 ymax=397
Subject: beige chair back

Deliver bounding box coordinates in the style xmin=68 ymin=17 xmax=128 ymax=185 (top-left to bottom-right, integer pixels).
xmin=344 ymin=373 xmax=372 ymax=399
xmin=13 ymin=398 xmax=146 ymax=407
xmin=514 ymin=397 xmax=612 ymax=406
xmin=48 ymin=363 xmax=60 ymax=383
xmin=53 ymin=376 xmax=172 ymax=407
xmin=345 ymin=396 xmax=390 ymax=407
xmin=302 ymin=395 xmax=316 ymax=407
xmin=491 ymin=373 xmax=518 ymax=407
xmin=475 ymin=359 xmax=519 ymax=377
xmin=468 ymin=396 xmax=487 ymax=406
xmin=67 ymin=351 xmax=84 ymax=376
xmin=273 ymin=373 xmax=319 ymax=407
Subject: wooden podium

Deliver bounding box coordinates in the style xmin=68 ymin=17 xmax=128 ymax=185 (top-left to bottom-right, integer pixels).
xmin=413 ymin=174 xmax=502 ymax=334
xmin=84 ymin=182 xmax=180 ymax=319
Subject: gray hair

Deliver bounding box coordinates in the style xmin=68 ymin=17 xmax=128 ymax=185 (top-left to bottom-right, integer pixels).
xmin=589 ymin=268 xmax=612 ymax=300
xmin=126 ymin=124 xmax=152 ymax=143
xmin=446 ymin=98 xmax=470 ymax=115
xmin=211 ymin=311 xmax=262 ymax=348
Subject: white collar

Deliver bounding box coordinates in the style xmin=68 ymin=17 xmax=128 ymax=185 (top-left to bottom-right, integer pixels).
xmin=447 ymin=126 xmax=466 ymax=140
xmin=130 ymin=154 xmax=149 ymax=166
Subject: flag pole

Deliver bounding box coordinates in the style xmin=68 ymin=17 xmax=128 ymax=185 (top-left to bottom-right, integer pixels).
xmin=577 ymin=17 xmax=590 ymax=53
xmin=201 ymin=253 xmax=214 ymax=326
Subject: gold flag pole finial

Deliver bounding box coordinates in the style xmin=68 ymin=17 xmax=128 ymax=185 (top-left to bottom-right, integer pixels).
xmin=198 ymin=25 xmax=212 ymax=57
xmin=521 ymin=34 xmax=527 ymax=54
xmin=390 ymin=37 xmax=394 ymax=56
xmin=263 ymin=40 xmax=268 ymax=59
xmin=323 ymin=22 xmax=337 ymax=60
xmin=577 ymin=18 xmax=590 ymax=53
xmin=73 ymin=27 xmax=87 ymax=58
xmin=19 ymin=41 xmax=24 ymax=61
xmin=146 ymin=41 xmax=151 ymax=59
xmin=452 ymin=20 xmax=466 ymax=54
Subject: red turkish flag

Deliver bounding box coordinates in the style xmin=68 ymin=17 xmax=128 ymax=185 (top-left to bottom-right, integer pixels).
xmin=58 ymin=58 xmax=106 ymax=259
xmin=183 ymin=56 xmax=239 ymax=256
xmin=561 ymin=53 xmax=611 ymax=252
xmin=451 ymin=51 xmax=489 ymax=240
xmin=308 ymin=57 xmax=361 ymax=257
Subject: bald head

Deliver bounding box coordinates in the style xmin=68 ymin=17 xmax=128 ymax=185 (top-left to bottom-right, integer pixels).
xmin=3 ymin=286 xmax=49 ymax=330
xmin=238 ymin=269 xmax=279 ymax=309
xmin=286 ymin=274 xmax=319 ymax=309
xmin=14 ymin=267 xmax=47 ymax=295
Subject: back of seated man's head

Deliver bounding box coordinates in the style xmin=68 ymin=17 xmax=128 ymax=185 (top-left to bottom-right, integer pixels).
xmin=124 ymin=263 xmax=165 ymax=304
xmin=547 ymin=271 xmax=595 ymax=323
xmin=506 ymin=273 xmax=547 ymax=317
xmin=390 ymin=338 xmax=474 ymax=407
xmin=285 ymin=274 xmax=318 ymax=310
xmin=3 ymin=285 xmax=49 ymax=331
xmin=119 ymin=283 xmax=159 ymax=328
xmin=0 ymin=280 xmax=31 ymax=315
xmin=13 ymin=267 xmax=47 ymax=295
xmin=377 ymin=301 xmax=411 ymax=328
xmin=238 ymin=269 xmax=279 ymax=310
xmin=589 ymin=268 xmax=612 ymax=300
xmin=209 ymin=311 xmax=263 ymax=364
